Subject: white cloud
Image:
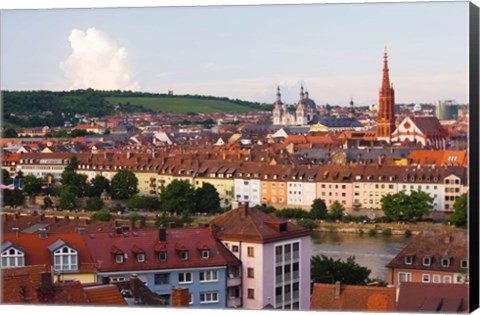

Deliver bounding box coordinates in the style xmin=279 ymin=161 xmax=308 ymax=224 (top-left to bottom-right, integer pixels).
xmin=60 ymin=27 xmax=140 ymax=91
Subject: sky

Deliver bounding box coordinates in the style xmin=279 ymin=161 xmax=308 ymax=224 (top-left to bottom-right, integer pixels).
xmin=0 ymin=0 xmax=472 ymax=106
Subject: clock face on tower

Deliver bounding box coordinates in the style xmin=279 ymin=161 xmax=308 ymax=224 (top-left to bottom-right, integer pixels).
xmin=404 ymin=121 xmax=411 ymax=129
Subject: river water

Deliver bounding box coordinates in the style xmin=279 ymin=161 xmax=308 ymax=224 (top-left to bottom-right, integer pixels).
xmin=310 ymin=231 xmax=410 ymax=281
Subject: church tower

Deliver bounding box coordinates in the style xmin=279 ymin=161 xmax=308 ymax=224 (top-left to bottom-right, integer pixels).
xmin=272 ymin=86 xmax=284 ymax=125
xmin=376 ymin=47 xmax=396 ymax=142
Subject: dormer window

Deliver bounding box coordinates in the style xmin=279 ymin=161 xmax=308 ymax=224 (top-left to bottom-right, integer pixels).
xmin=137 ymin=253 xmax=145 ymax=263
xmin=179 ymin=251 xmax=189 ymax=261
xmin=116 ymin=254 xmax=124 ymax=264
xmin=423 ymin=256 xmax=431 ymax=266
xmin=53 ymin=246 xmax=78 ymax=271
xmin=1 ymin=243 xmax=25 ymax=268
xmin=159 ymin=251 xmax=167 ymax=262
xmin=201 ymin=250 xmax=210 ymax=259
xmin=441 ymin=258 xmax=451 ymax=267
xmin=404 ymin=254 xmax=414 ymax=265
xmin=461 ymin=259 xmax=468 ymax=268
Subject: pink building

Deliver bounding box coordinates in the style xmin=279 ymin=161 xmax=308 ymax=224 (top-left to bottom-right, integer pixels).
xmin=210 ymin=203 xmax=311 ymax=310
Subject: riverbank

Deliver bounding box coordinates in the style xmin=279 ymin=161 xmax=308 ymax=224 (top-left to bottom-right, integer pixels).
xmin=313 ymin=220 xmax=456 ymax=235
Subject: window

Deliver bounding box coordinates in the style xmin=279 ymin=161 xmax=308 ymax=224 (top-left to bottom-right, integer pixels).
xmin=247 ymin=268 xmax=255 ymax=278
xmin=189 ymin=294 xmax=193 ymax=305
xmin=110 ymin=276 xmax=126 ymax=282
xmin=154 ymin=273 xmax=169 ymax=285
xmin=53 ymin=246 xmax=78 ymax=271
xmin=433 ymin=275 xmax=441 ymax=283
xmin=441 ymin=258 xmax=450 ymax=267
xmin=228 ymin=287 xmax=240 ymax=299
xmin=423 ymin=257 xmax=431 ymax=266
xmin=232 ymin=245 xmax=239 ymax=253
xmin=422 ymin=274 xmax=430 ymax=283
xmin=178 ymin=272 xmax=192 ymax=284
xmin=444 ymin=275 xmax=452 ymax=283
xmin=404 ymin=255 xmax=414 ymax=265
xmin=1 ymin=247 xmax=25 ymax=268
xmin=247 ymin=289 xmax=255 ymax=299
xmin=398 ymin=272 xmax=411 ymax=283
xmin=200 ymin=271 xmax=218 ymax=282
xmin=247 ymin=247 xmax=254 ymax=257
xmin=461 ymin=259 xmax=468 ymax=268
xmin=201 ymin=250 xmax=210 ymax=259
xmin=159 ymin=251 xmax=167 ymax=261
xmin=137 ymin=253 xmax=145 ymax=263
xmin=179 ymin=251 xmax=189 ymax=261
xmin=200 ymin=291 xmax=219 ymax=304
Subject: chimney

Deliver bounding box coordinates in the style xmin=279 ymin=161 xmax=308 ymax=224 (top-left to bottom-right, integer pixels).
xmin=242 ymin=202 xmax=249 ymax=217
xmin=171 ymin=287 xmax=190 ymax=307
xmin=444 ymin=235 xmax=451 ymax=244
xmin=64 ymin=216 xmax=70 ymax=223
xmin=39 ymin=271 xmax=54 ymax=295
xmin=12 ymin=227 xmax=19 ymax=238
xmin=39 ymin=228 xmax=48 ymax=239
xmin=129 ymin=274 xmax=141 ymax=303
xmin=159 ymin=227 xmax=167 ymax=242
xmin=334 ymin=281 xmax=341 ymax=299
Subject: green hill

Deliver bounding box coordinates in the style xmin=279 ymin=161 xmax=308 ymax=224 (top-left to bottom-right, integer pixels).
xmin=106 ymin=96 xmax=263 ymax=114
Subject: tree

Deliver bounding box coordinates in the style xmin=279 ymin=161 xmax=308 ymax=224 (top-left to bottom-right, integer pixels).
xmin=111 ymin=170 xmax=138 ymax=199
xmin=64 ymin=156 xmax=79 ymax=172
xmin=89 ymin=175 xmax=110 ymax=197
xmin=311 ymin=255 xmax=371 ymax=285
xmin=160 ymin=179 xmax=195 ymax=215
xmin=2 ymin=127 xmax=17 ymax=138
xmin=70 ymin=129 xmax=88 ymax=138
xmin=58 ymin=186 xmax=76 ymax=210
xmin=91 ymin=208 xmax=112 ymax=222
xmin=60 ymin=171 xmax=87 ymax=197
xmin=2 ymin=169 xmax=12 ymax=185
xmin=85 ymin=196 xmax=104 ymax=211
xmin=23 ymin=175 xmax=44 ymax=196
xmin=449 ymin=193 xmax=467 ymax=227
xmin=3 ymin=189 xmax=24 ymax=207
xmin=53 ymin=130 xmax=69 ymax=138
xmin=310 ymin=198 xmax=328 ymax=220
xmin=194 ymin=183 xmax=221 ymax=213
xmin=329 ymin=201 xmax=345 ymax=220
xmin=42 ymin=197 xmax=53 ymax=210
xmin=127 ymin=194 xmax=160 ymax=211
xmin=381 ymin=190 xmax=433 ymax=221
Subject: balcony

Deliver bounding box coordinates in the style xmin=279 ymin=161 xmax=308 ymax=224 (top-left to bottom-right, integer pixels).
xmin=227 ymin=276 xmax=241 ymax=287
xmin=227 ymin=297 xmax=242 ymax=308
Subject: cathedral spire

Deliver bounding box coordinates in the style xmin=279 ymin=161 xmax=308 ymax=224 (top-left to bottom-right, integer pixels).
xmin=382 ymin=46 xmax=391 ymax=91
xmin=276 ymin=86 xmax=282 ymax=103
xmin=300 ymin=84 xmax=305 ymax=100
xmin=376 ymin=47 xmax=396 ymax=143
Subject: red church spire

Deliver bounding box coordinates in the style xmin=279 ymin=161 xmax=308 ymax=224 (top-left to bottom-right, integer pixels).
xmin=376 ymin=46 xmax=396 ymax=142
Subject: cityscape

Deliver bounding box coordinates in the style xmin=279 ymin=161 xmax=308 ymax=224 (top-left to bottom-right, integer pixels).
xmin=0 ymin=1 xmax=474 ymax=314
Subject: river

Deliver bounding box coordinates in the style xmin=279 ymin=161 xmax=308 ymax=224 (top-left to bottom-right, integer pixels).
xmin=310 ymin=231 xmax=410 ymax=281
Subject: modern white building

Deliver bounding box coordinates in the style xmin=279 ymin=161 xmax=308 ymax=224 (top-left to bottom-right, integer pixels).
xmin=209 ymin=204 xmax=312 ymax=310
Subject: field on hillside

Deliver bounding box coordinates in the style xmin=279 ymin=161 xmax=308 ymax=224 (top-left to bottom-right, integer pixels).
xmin=106 ymin=96 xmax=261 ymax=114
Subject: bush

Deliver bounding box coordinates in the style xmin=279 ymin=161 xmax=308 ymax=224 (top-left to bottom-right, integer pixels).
xmin=359 ymin=229 xmax=365 ymax=235
xmin=255 ymin=205 xmax=277 ymax=214
xmin=128 ymin=212 xmax=146 ymax=223
xmin=404 ymin=229 xmax=412 ymax=238
xmin=275 ymin=208 xmax=309 ymax=219
xmin=91 ymin=208 xmax=112 ymax=222
xmin=155 ymin=213 xmax=187 ymax=227
xmin=297 ymin=218 xmax=317 ymax=230
xmin=85 ymin=196 xmax=104 ymax=211
xmin=368 ymin=228 xmax=377 ymax=237
xmin=382 ymin=228 xmax=392 ymax=236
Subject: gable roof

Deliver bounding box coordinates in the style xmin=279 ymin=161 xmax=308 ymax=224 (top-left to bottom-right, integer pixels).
xmin=82 ymin=227 xmax=241 ymax=272
xmin=397 ymin=282 xmax=468 ymax=312
xmin=310 ymin=283 xmax=397 ymax=311
xmin=1 ymin=232 xmax=96 ymax=273
xmin=83 ymin=285 xmax=128 ymax=306
xmin=386 ymin=229 xmax=468 ymax=273
xmin=209 ymin=204 xmax=311 ymax=243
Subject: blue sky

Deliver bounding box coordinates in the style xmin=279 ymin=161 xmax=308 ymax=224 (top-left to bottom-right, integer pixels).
xmin=0 ymin=1 xmax=471 ymax=106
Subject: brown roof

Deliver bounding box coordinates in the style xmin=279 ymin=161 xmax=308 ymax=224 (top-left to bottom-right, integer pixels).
xmin=83 ymin=285 xmax=128 ymax=306
xmin=209 ymin=204 xmax=311 ymax=243
xmin=1 ymin=265 xmax=47 ymax=303
xmin=397 ymin=282 xmax=468 ymax=312
xmin=310 ymin=283 xmax=397 ymax=311
xmin=413 ymin=116 xmax=448 ymax=137
xmin=386 ymin=229 xmax=468 ymax=273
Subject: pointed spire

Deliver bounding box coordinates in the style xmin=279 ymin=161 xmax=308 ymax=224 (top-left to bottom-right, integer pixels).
xmin=276 ymin=86 xmax=282 ymax=103
xmin=300 ymin=84 xmax=305 ymax=100
xmin=382 ymin=46 xmax=390 ymax=90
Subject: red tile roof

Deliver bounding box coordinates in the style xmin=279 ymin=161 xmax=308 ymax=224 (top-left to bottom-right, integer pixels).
xmin=386 ymin=229 xmax=468 ymax=273
xmin=310 ymin=283 xmax=397 ymax=311
xmin=82 ymin=227 xmax=240 ymax=272
xmin=83 ymin=284 xmax=128 ymax=306
xmin=2 ymin=232 xmax=97 ymax=273
xmin=397 ymin=282 xmax=468 ymax=312
xmin=209 ymin=204 xmax=311 ymax=243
